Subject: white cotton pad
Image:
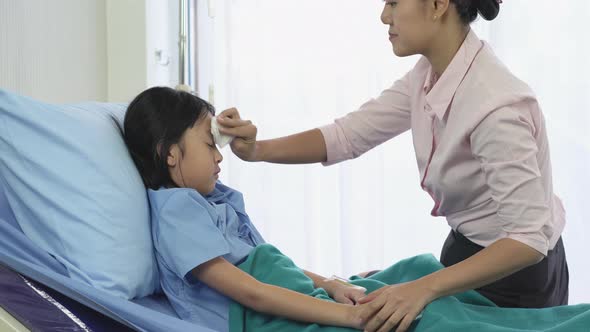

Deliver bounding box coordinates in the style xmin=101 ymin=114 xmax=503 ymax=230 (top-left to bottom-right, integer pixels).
xmin=211 ymin=116 xmax=234 ymax=148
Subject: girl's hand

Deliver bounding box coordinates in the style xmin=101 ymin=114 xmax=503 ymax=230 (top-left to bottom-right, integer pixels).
xmin=324 ymin=278 xmax=367 ymax=305
xmin=347 ymin=302 xmax=372 ymax=330
xmin=216 ymin=108 xmax=259 ymax=161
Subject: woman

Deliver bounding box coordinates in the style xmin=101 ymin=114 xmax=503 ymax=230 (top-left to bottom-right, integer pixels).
xmin=216 ymin=0 xmax=569 ymax=331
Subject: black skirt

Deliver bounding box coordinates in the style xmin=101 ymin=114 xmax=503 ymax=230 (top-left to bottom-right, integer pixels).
xmin=440 ymin=230 xmax=569 ymax=308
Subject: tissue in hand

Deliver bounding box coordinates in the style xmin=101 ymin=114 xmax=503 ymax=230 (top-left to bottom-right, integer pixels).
xmin=211 ymin=116 xmax=234 ymax=148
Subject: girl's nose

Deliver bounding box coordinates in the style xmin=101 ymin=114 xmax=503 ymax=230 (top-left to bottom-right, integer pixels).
xmin=215 ymin=148 xmax=223 ymax=163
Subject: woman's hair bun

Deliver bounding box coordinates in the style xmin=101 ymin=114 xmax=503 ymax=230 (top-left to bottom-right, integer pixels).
xmin=476 ymin=0 xmax=501 ymax=21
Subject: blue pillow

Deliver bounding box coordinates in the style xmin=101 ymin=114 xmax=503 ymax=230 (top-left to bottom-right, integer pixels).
xmin=0 ymin=89 xmax=159 ymax=299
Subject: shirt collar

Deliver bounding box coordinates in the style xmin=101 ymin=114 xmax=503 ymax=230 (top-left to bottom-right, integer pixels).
xmin=423 ymin=29 xmax=484 ymax=121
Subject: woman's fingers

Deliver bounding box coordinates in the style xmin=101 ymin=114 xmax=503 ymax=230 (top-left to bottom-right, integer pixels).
xmin=218 ymin=107 xmax=240 ymax=120
xmin=395 ymin=311 xmax=420 ymax=332
xmin=358 ymin=286 xmax=388 ymax=304
xmin=375 ymin=307 xmax=404 ymax=332
xmin=358 ymin=295 xmax=385 ymax=329
xmin=217 ymin=117 xmax=252 ymax=130
xmin=216 ymin=107 xmax=258 ymax=142
xmin=363 ymin=300 xmax=398 ymax=332
xmin=219 ymin=124 xmax=257 ymax=140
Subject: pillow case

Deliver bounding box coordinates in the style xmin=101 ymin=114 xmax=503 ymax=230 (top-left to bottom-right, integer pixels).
xmin=0 ymin=89 xmax=159 ymax=299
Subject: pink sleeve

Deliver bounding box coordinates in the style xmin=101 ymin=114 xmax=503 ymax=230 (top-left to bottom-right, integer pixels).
xmin=470 ymin=103 xmax=551 ymax=255
xmin=319 ymin=71 xmax=412 ymax=166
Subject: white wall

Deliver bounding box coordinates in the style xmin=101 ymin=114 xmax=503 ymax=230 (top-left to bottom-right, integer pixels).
xmin=105 ymin=0 xmax=147 ymax=102
xmin=145 ymin=0 xmax=179 ymax=90
xmin=0 ymin=0 xmax=107 ymax=103
xmin=106 ymin=0 xmax=179 ymax=102
xmin=0 ymin=0 xmax=179 ymax=104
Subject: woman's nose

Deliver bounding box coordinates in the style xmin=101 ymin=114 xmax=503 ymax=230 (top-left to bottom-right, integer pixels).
xmin=381 ymin=5 xmax=392 ymax=25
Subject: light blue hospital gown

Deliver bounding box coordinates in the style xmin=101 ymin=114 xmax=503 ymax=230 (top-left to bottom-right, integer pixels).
xmin=148 ymin=183 xmax=265 ymax=332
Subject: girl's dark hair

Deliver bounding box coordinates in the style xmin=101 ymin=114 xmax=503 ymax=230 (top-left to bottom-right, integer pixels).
xmin=451 ymin=0 xmax=500 ymax=24
xmin=123 ymin=86 xmax=215 ymax=189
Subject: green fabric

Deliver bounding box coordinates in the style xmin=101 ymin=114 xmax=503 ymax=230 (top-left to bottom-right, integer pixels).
xmin=229 ymin=244 xmax=590 ymax=332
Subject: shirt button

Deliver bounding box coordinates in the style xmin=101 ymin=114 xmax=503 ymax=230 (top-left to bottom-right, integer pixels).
xmin=424 ymin=104 xmax=432 ymax=112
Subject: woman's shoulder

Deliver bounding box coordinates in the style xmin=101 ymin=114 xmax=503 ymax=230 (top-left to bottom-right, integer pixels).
xmin=449 ymin=42 xmax=539 ymax=127
xmin=465 ymin=42 xmax=537 ymax=103
xmin=450 ymin=44 xmax=545 ymax=132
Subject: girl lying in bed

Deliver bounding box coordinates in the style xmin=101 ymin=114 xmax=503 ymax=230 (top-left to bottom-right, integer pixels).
xmin=122 ymin=87 xmax=372 ymax=332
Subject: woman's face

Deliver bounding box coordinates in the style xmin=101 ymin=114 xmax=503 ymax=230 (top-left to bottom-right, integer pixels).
xmin=167 ymin=113 xmax=223 ymax=195
xmin=381 ymin=0 xmax=438 ymax=57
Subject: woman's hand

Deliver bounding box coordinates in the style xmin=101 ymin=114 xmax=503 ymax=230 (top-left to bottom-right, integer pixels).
xmin=324 ymin=279 xmax=367 ymax=305
xmin=216 ymin=108 xmax=259 ymax=161
xmin=356 ymin=279 xmax=436 ymax=332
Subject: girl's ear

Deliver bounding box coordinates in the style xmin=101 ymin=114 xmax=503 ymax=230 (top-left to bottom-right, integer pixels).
xmin=167 ymin=145 xmax=180 ymax=167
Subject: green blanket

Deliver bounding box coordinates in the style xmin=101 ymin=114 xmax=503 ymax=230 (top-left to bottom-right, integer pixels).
xmin=229 ymin=244 xmax=590 ymax=331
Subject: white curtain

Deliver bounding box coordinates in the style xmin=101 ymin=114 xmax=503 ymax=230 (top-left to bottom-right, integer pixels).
xmin=195 ymin=0 xmax=590 ymax=304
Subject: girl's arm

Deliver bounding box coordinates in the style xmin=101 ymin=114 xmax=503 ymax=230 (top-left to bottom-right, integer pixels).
xmin=303 ymin=269 xmax=332 ymax=290
xmin=192 ymin=257 xmax=363 ymax=329
xmin=304 ymin=270 xmax=367 ymax=305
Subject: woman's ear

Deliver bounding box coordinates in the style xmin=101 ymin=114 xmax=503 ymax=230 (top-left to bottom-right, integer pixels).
xmin=432 ymin=0 xmax=450 ymax=18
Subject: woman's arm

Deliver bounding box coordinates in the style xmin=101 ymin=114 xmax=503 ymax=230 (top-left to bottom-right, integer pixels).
xmin=423 ymin=237 xmax=543 ymax=298
xmin=216 ymin=110 xmax=327 ymax=164
xmin=192 ymin=257 xmax=363 ymax=329
xmin=358 ymin=238 xmax=543 ymax=332
xmin=216 ymin=71 xmax=412 ymax=165
xmin=254 ymin=129 xmax=328 ymax=164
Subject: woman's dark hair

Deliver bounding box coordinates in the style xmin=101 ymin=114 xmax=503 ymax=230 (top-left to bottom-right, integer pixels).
xmin=123 ymin=86 xmax=215 ymax=189
xmin=451 ymin=0 xmax=500 ymax=24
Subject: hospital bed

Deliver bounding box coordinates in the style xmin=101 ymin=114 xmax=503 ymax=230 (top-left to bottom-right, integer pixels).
xmin=0 ymin=173 xmax=187 ymax=332
xmin=0 ymin=1 xmax=219 ymax=329
xmin=0 ymin=104 xmax=217 ymax=332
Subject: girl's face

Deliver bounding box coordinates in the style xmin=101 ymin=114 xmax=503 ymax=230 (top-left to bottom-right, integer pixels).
xmin=167 ymin=113 xmax=223 ymax=195
xmin=381 ymin=0 xmax=438 ymax=57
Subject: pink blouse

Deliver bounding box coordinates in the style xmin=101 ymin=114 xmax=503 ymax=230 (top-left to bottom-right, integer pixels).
xmin=319 ymin=30 xmax=565 ymax=256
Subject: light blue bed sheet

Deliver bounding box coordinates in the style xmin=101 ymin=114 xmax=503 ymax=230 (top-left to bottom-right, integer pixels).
xmin=0 ymin=176 xmax=217 ymax=332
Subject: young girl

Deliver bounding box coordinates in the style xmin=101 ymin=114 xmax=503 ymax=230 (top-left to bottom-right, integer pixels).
xmin=122 ymin=87 xmax=369 ymax=332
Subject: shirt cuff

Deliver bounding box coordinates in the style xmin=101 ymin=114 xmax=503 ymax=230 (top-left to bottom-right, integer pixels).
xmin=179 ymin=245 xmax=230 ymax=282
xmin=318 ymin=124 xmax=350 ymax=167
xmin=505 ymin=231 xmax=549 ymax=256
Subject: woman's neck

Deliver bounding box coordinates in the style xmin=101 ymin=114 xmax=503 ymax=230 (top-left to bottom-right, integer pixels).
xmin=424 ymin=26 xmax=470 ymax=77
